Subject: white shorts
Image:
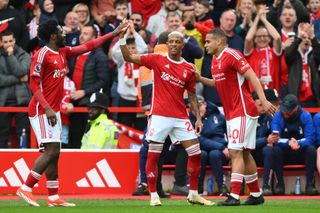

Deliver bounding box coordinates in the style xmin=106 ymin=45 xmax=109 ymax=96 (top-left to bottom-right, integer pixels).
xmin=146 ymin=115 xmax=197 ymax=143
xmin=29 ymin=112 xmax=62 ymax=147
xmin=226 ymin=116 xmax=257 ymax=150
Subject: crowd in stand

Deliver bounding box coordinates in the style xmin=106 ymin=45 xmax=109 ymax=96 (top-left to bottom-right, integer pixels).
xmin=1 ymin=0 xmax=320 ymax=196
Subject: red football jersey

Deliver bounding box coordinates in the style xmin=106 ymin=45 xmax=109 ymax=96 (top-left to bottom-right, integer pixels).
xmin=28 ymin=46 xmax=72 ymax=116
xmin=140 ymin=54 xmax=196 ymax=119
xmin=211 ymin=48 xmax=259 ymax=120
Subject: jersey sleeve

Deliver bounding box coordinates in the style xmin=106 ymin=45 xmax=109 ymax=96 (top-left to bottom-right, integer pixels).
xmin=30 ymin=53 xmax=45 ymax=78
xmin=185 ymin=65 xmax=196 ymax=93
xmin=229 ymin=50 xmax=251 ymax=75
xmin=140 ymin=54 xmax=159 ymax=70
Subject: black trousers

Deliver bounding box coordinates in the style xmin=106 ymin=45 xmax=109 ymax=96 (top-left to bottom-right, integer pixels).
xmin=0 ymin=111 xmax=30 ymax=148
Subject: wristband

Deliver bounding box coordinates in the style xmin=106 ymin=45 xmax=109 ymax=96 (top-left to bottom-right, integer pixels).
xmin=119 ymin=38 xmax=126 ymax=45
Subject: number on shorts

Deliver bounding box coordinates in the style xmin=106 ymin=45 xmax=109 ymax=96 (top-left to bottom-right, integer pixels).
xmin=185 ymin=121 xmax=193 ymax=132
xmin=229 ymin=129 xmax=240 ymax=143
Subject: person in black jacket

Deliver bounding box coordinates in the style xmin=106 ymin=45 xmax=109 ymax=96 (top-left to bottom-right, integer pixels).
xmin=285 ymin=22 xmax=320 ymax=107
xmin=189 ymin=96 xmax=229 ymax=195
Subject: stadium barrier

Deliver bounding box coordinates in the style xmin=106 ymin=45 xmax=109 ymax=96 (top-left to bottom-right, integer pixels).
xmin=0 ymin=149 xmax=139 ymax=195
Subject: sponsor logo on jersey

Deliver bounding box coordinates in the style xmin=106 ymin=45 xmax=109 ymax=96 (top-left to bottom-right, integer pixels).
xmin=53 ymin=68 xmax=67 ymax=78
xmin=161 ymin=72 xmax=185 ymax=88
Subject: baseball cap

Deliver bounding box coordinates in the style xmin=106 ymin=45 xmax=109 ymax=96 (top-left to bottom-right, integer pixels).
xmin=197 ymin=95 xmax=205 ymax=104
xmin=88 ymin=92 xmax=108 ymax=109
xmin=264 ymin=89 xmax=279 ymax=103
xmin=280 ymin=94 xmax=298 ymax=112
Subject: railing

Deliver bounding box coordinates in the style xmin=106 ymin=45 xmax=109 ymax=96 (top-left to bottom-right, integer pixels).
xmin=1 ymin=106 xmax=320 ymax=148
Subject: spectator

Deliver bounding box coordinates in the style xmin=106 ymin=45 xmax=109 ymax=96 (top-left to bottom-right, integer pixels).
xmin=166 ymin=11 xmax=203 ymax=64
xmin=90 ymin=0 xmax=115 ymax=29
xmin=0 ymin=0 xmax=29 ymax=50
xmin=27 ymin=4 xmax=41 ymax=40
xmin=72 ymin=3 xmax=93 ymax=28
xmin=112 ymin=22 xmax=148 ymax=130
xmin=219 ymin=9 xmax=244 ymax=52
xmin=38 ymin=0 xmax=58 ymax=24
xmin=312 ymin=112 xmax=320 ymax=179
xmin=194 ymin=0 xmax=215 ymax=39
xmin=271 ymin=94 xmax=318 ymax=195
xmin=130 ymin=12 xmax=157 ymax=53
xmin=308 ymin=0 xmax=320 ymax=40
xmin=53 ymin=0 xmax=90 ymax=25
xmin=0 ymin=30 xmax=31 ymax=148
xmin=244 ymin=5 xmax=282 ymax=92
xmin=146 ymin=0 xmax=181 ymax=37
xmin=210 ymin=0 xmax=237 ymax=26
xmin=251 ymin=89 xmax=282 ymax=195
xmin=189 ymin=96 xmax=229 ymax=195
xmin=63 ymin=11 xmax=80 ymax=47
xmin=60 ymin=76 xmax=75 ymax=147
xmin=235 ymin=0 xmax=256 ymax=40
xmin=81 ymin=92 xmax=119 ymax=149
xmin=285 ymin=23 xmax=320 ymax=107
xmin=68 ymin=25 xmax=110 ymax=148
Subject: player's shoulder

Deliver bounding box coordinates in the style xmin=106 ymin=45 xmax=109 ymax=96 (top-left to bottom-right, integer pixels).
xmin=184 ymin=62 xmax=197 ymax=73
xmin=32 ymin=46 xmax=51 ymax=62
xmin=224 ymin=48 xmax=244 ymax=60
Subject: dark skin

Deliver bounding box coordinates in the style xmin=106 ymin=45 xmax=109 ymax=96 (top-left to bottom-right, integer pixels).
xmin=32 ymin=22 xmax=129 ymax=180
xmin=119 ymin=24 xmax=202 ymax=148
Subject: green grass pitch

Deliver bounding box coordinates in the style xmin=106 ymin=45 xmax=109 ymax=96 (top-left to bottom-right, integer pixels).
xmin=0 ymin=198 xmax=319 ymax=213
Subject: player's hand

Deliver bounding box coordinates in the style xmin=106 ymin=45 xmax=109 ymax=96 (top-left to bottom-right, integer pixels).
xmin=222 ymin=147 xmax=230 ymax=159
xmin=45 ymin=107 xmax=57 ymax=127
xmin=262 ymin=100 xmax=277 ymax=117
xmin=113 ymin=19 xmax=129 ymax=37
xmin=71 ymin=90 xmax=85 ymax=100
xmin=195 ymin=119 xmax=203 ymax=135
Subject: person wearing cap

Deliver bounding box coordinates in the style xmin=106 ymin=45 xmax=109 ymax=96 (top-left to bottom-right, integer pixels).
xmin=271 ymin=94 xmax=318 ymax=195
xmin=81 ymin=92 xmax=119 ymax=149
xmin=189 ymin=96 xmax=229 ymax=195
xmin=252 ymin=89 xmax=282 ymax=195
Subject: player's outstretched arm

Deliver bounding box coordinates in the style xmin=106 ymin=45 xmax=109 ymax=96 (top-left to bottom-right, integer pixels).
xmin=69 ymin=21 xmax=129 ymax=57
xmin=119 ymin=25 xmax=142 ymax=65
xmin=188 ymin=91 xmax=203 ymax=134
xmin=195 ymin=71 xmax=215 ymax=87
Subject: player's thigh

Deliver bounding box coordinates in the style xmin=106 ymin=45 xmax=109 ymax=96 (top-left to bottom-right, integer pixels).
xmin=29 ymin=112 xmax=62 ymax=148
xmin=146 ymin=115 xmax=174 ymax=143
xmin=170 ymin=118 xmax=197 ymax=144
xmin=227 ymin=116 xmax=257 ymax=150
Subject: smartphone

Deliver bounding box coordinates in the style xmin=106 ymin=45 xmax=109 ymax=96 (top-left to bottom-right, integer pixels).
xmin=287 ymin=32 xmax=296 ymax=38
xmin=272 ymin=130 xmax=279 ymax=135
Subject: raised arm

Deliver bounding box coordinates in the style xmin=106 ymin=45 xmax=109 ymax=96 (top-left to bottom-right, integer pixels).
xmin=119 ymin=26 xmax=142 ymax=65
xmin=260 ymin=8 xmax=282 ymax=54
xmin=244 ymin=11 xmax=260 ymax=55
xmin=68 ymin=21 xmax=128 ymax=57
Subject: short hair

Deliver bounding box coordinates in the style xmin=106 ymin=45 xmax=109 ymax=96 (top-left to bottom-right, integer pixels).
xmin=82 ymin=25 xmax=98 ymax=38
xmin=37 ymin=20 xmax=59 ymax=43
xmin=166 ymin=11 xmax=181 ymax=20
xmin=0 ymin=30 xmax=14 ymax=40
xmin=131 ymin=12 xmax=144 ymax=22
xmin=158 ymin=31 xmax=170 ymax=44
xmin=197 ymin=0 xmax=211 ymax=9
xmin=126 ymin=37 xmax=135 ymax=45
xmin=207 ymin=28 xmax=227 ymax=42
xmin=113 ymin=0 xmax=128 ymax=9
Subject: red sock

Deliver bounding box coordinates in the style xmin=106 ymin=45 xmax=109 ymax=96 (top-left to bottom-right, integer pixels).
xmin=47 ymin=180 xmax=59 ymax=196
xmin=230 ymin=173 xmax=244 ymax=196
xmin=146 ymin=144 xmax=163 ymax=193
xmin=185 ymin=144 xmax=201 ymax=191
xmin=25 ymin=170 xmax=41 ymax=189
xmin=146 ymin=152 xmax=160 ymax=193
xmin=245 ymin=173 xmax=260 ymax=193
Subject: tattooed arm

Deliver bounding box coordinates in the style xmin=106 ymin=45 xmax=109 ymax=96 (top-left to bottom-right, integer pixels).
xmin=188 ymin=91 xmax=203 ymax=134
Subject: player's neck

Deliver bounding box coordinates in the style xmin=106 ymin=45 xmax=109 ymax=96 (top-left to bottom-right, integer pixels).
xmin=215 ymin=45 xmax=227 ymax=57
xmin=168 ymin=53 xmax=182 ymax=62
xmin=47 ymin=42 xmax=59 ymax=51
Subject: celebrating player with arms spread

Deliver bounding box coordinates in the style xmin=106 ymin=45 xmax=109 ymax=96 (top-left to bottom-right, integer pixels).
xmin=120 ymin=22 xmax=214 ymax=206
xmin=198 ymin=28 xmax=277 ymax=206
xmin=16 ymin=20 xmax=127 ymax=207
